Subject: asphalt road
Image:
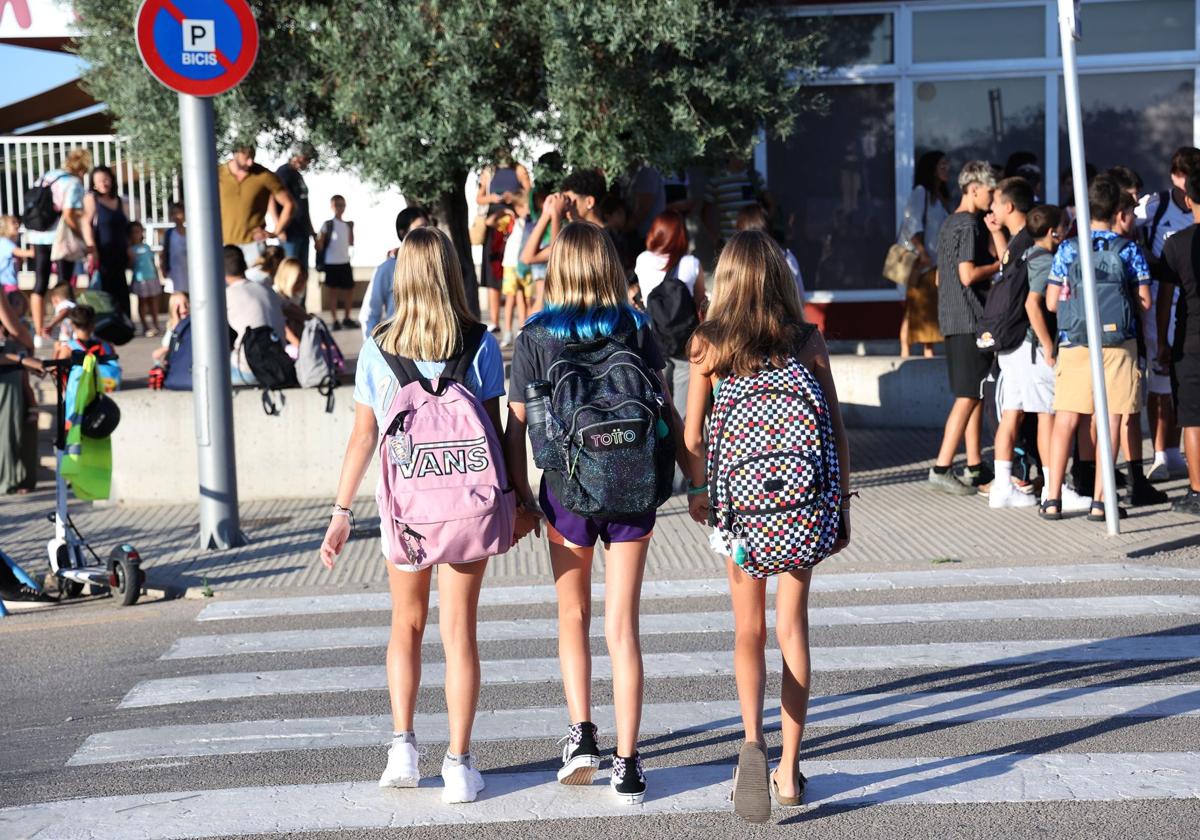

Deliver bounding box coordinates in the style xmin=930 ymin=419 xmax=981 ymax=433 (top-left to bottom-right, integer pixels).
xmin=3 ymin=546 xmax=1200 ymax=839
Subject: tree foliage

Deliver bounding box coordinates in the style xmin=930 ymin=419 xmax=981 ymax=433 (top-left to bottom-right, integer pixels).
xmin=73 ymin=0 xmax=819 ymax=197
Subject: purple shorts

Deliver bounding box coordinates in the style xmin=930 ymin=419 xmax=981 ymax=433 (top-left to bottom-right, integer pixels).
xmin=539 ymin=480 xmax=655 ymax=548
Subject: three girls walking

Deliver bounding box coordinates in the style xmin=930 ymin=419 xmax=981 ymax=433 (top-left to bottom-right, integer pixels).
xmin=321 ymin=216 xmax=851 ymax=820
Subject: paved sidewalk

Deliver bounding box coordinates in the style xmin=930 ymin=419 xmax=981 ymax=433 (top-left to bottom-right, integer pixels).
xmin=2 ymin=429 xmax=1197 ymax=596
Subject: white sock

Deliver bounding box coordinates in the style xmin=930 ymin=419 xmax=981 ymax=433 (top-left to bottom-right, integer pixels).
xmin=1153 ymin=450 xmax=1167 ymax=466
xmin=994 ymin=460 xmax=1013 ymax=487
xmin=393 ymin=731 xmax=416 ymax=744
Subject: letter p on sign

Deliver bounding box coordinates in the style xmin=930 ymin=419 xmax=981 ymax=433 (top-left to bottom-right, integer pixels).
xmin=183 ymin=19 xmax=215 ymax=53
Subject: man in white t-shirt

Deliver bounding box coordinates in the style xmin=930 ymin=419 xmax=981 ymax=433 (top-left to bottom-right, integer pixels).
xmin=1136 ymin=146 xmax=1200 ymax=480
xmin=316 ymin=195 xmax=356 ymax=331
xmin=225 ymin=246 xmax=287 ymax=386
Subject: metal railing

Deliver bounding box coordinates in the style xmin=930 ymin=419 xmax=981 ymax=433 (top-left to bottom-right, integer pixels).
xmin=0 ymin=134 xmax=179 ymax=232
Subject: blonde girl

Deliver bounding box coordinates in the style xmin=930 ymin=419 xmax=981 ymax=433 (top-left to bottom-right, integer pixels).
xmin=273 ymin=257 xmax=307 ymax=346
xmin=683 ymin=230 xmax=851 ymax=822
xmin=319 ymin=227 xmax=508 ymax=804
xmin=504 ymin=221 xmax=688 ymax=805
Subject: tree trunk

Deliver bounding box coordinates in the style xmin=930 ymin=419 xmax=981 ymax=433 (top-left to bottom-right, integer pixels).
xmin=437 ymin=171 xmax=480 ymax=318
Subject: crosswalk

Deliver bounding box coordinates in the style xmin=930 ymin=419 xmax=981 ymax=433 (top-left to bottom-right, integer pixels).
xmin=4 ymin=560 xmax=1200 ymax=837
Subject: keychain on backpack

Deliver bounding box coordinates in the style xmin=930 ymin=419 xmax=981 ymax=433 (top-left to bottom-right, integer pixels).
xmin=387 ymin=433 xmax=413 ymax=467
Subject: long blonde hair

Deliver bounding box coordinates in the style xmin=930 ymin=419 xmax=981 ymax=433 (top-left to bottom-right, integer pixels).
xmin=691 ymin=230 xmax=806 ymax=377
xmin=376 ymin=226 xmax=475 ymax=359
xmin=273 ymin=258 xmax=306 ymax=300
xmin=533 ymin=221 xmax=639 ymax=341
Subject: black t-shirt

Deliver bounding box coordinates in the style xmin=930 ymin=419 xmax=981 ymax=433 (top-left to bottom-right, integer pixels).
xmin=508 ymin=312 xmax=665 ymax=403
xmin=274 ymin=164 xmax=312 ymax=238
xmin=1160 ymin=225 xmax=1200 ymax=357
xmin=1001 ymin=229 xmax=1035 ymax=284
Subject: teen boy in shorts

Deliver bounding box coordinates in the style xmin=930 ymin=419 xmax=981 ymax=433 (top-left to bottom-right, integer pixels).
xmin=928 ymin=161 xmax=999 ymax=496
xmin=1042 ymin=176 xmax=1153 ymax=521
xmin=1155 ymin=167 xmax=1200 ymax=516
xmin=986 ymin=177 xmax=1040 ymax=508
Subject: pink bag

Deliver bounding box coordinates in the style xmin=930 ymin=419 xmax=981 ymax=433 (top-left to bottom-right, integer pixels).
xmin=376 ymin=325 xmax=515 ymax=569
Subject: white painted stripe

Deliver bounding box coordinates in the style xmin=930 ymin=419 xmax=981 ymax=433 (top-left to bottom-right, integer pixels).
xmin=71 ymin=685 xmax=1200 ymax=766
xmin=121 ymin=635 xmax=1200 ymax=707
xmin=194 ymin=563 xmax=1200 ymax=621
xmin=167 ymin=595 xmax=1200 ymax=658
xmin=9 ymin=753 xmax=1200 ymax=838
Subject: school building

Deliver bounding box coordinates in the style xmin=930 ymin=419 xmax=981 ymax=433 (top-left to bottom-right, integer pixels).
xmin=774 ymin=0 xmax=1200 ymax=339
xmin=2 ymin=1 xmax=1198 ymax=338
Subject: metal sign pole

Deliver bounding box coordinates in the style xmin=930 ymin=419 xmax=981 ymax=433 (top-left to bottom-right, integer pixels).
xmin=179 ymin=93 xmax=245 ymax=549
xmin=1057 ymin=0 xmax=1120 ymax=535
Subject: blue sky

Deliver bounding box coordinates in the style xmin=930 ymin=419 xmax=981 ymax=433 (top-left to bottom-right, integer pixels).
xmin=0 ymin=45 xmax=87 ymax=107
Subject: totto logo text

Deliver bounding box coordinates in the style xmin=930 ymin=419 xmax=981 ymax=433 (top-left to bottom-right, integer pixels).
xmin=590 ymin=427 xmax=638 ymax=448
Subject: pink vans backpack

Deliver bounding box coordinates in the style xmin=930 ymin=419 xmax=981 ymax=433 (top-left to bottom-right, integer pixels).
xmin=376 ymin=323 xmax=515 ymax=569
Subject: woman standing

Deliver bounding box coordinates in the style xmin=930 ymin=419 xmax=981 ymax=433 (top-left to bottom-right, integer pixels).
xmin=82 ymin=166 xmax=131 ymax=320
xmin=898 ymin=151 xmax=951 ymax=358
xmin=476 ymin=149 xmax=532 ymax=330
xmin=634 ymin=210 xmax=705 ymax=490
xmin=26 ymin=147 xmax=89 ymax=345
xmin=0 ymin=292 xmax=41 ymax=494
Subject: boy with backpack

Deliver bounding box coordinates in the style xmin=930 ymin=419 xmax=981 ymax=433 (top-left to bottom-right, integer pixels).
xmin=978 ymin=178 xmax=1039 ymax=508
xmin=1155 ymin=167 xmax=1200 ymax=516
xmin=1041 ymin=176 xmax=1154 ymax=521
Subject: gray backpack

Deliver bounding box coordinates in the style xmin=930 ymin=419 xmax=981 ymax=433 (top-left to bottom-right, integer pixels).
xmin=296 ymin=317 xmax=346 ymax=411
xmin=1059 ymin=236 xmax=1137 ymax=347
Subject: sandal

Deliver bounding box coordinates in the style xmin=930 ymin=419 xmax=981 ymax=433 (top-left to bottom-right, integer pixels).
xmin=1039 ymin=499 xmax=1062 ymax=521
xmin=770 ymin=769 xmax=807 ymax=807
xmin=731 ymin=741 xmax=771 ymax=823
xmin=1087 ymin=502 xmax=1128 ymax=522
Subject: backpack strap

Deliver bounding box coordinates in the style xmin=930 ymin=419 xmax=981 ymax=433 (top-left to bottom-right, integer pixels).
xmin=443 ymin=322 xmax=487 ymax=385
xmin=1148 ymin=190 xmax=1171 ymax=251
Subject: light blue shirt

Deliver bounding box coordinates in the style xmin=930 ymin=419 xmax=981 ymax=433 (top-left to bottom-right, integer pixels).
xmin=353 ymin=331 xmax=506 ymax=428
xmin=362 ymin=256 xmax=395 ymax=338
xmin=0 ymin=239 xmax=17 ymax=288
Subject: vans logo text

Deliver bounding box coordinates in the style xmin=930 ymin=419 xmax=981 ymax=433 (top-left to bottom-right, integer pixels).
xmin=390 ymin=436 xmax=490 ymax=479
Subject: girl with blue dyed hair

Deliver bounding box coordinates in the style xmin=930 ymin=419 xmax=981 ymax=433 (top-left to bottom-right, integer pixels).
xmin=505 ymin=220 xmax=686 ymax=805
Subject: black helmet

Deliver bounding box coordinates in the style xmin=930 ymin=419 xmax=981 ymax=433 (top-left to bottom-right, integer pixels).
xmin=81 ymin=394 xmax=121 ymax=439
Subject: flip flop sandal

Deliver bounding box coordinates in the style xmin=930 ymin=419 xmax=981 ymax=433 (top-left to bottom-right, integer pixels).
xmin=732 ymin=741 xmax=771 ymax=823
xmin=770 ymin=770 xmax=807 ymax=807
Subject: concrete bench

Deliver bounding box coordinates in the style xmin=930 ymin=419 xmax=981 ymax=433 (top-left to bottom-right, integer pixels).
xmin=107 ymin=355 xmax=954 ymax=503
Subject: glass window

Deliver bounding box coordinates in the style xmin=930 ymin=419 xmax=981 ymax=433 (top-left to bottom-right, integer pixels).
xmin=913 ymin=6 xmax=1045 ymax=63
xmin=1075 ymin=0 xmax=1195 ymax=55
xmin=766 ymin=84 xmax=896 ymax=292
xmin=786 ymin=13 xmax=894 ymax=67
xmin=1058 ymin=71 xmax=1195 ymax=192
xmin=915 ymin=77 xmax=1046 ymax=177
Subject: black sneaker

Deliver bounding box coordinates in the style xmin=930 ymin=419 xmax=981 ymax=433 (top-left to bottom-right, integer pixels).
xmin=557 ymin=722 xmax=601 ymax=785
xmin=1128 ymin=479 xmax=1170 ymax=507
xmin=1172 ymin=489 xmax=1200 ymax=517
xmin=342 ymin=318 xmax=360 ymax=329
xmin=610 ymin=752 xmax=646 ymax=805
xmin=330 ymin=320 xmax=343 ymax=331
xmin=961 ymin=464 xmax=994 ymax=494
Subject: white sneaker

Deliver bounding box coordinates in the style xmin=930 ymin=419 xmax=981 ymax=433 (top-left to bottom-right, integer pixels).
xmin=441 ymin=753 xmax=485 ymax=804
xmin=1147 ymin=460 xmax=1171 ymax=483
xmin=1062 ymin=485 xmax=1093 ymax=512
xmin=990 ymin=481 xmax=1037 ymax=508
xmin=379 ymin=738 xmax=420 ymax=788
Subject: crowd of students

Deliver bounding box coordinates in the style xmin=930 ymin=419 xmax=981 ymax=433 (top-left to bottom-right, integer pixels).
xmin=320 ymin=163 xmax=850 ymax=821
xmin=920 ymin=148 xmax=1200 ymax=521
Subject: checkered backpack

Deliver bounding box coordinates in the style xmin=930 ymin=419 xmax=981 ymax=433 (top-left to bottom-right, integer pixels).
xmin=707 ymin=347 xmax=842 ymax=578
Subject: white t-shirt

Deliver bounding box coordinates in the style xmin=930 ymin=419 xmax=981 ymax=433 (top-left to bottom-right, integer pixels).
xmin=633 ymin=252 xmax=701 ymax=299
xmin=324 ymin=218 xmax=352 ymax=265
xmin=1136 ymin=189 xmax=1193 ymax=258
xmin=502 ymin=217 xmax=526 ymax=268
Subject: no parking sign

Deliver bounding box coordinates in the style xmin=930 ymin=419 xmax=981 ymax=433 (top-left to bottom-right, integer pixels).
xmin=135 ymin=0 xmax=258 ymax=97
